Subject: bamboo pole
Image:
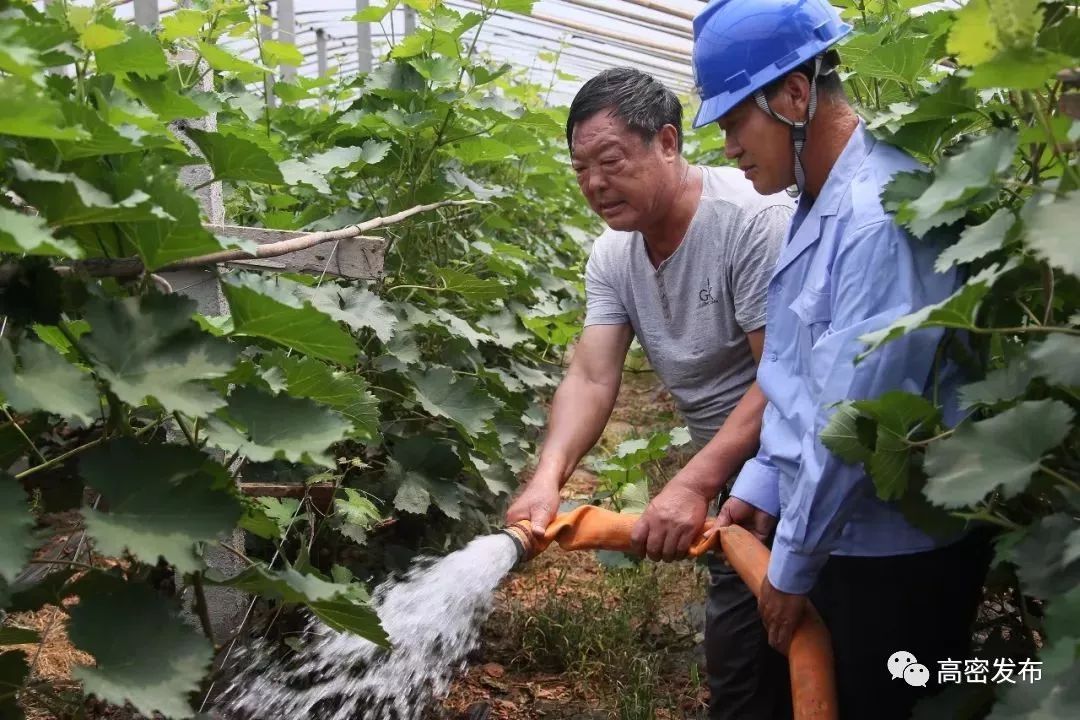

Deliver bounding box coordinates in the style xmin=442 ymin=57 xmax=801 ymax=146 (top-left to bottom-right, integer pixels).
xmin=619 ymin=0 xmax=697 ymax=21
xmin=557 ymin=0 xmax=693 ymax=38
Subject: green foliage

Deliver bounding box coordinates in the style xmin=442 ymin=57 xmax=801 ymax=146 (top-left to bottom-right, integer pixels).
xmin=832 ymin=1 xmax=1080 ymax=715
xmin=0 ymin=0 xmax=591 ymax=715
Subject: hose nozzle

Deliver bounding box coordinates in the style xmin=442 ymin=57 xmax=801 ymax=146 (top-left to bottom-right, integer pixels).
xmin=500 ymin=521 xmax=538 ymax=564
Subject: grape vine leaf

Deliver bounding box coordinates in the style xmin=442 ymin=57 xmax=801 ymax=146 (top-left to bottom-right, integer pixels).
xmin=0 ymin=339 xmax=99 ymax=425
xmin=68 ymin=573 xmax=212 ymax=719
xmin=203 ymin=386 xmax=352 ymax=467
xmin=436 ymin=267 xmax=507 ymax=301
xmin=408 ymin=366 xmax=499 ymax=435
xmin=901 ymin=130 xmax=1018 ymax=227
xmin=1029 ymin=335 xmax=1080 ymax=388
xmin=0 ymin=77 xmax=86 ymax=140
xmin=262 ymin=351 xmax=379 ymax=439
xmin=81 ymin=294 xmax=237 ymax=418
xmin=924 ymin=399 xmax=1074 ymax=508
xmin=184 ymin=128 xmax=284 ymax=185
xmin=0 ymin=650 xmax=29 ymax=719
xmin=208 ymin=564 xmax=388 ymax=645
xmin=306 ymin=285 xmax=397 ymax=343
xmin=934 ymin=207 xmax=1014 ymax=272
xmin=222 ymin=273 xmax=358 ymax=366
xmin=852 ymin=392 xmax=940 ymax=500
xmin=79 ymin=439 xmax=242 ymax=574
xmin=0 ymin=207 xmax=82 ymax=257
xmin=859 ymin=262 xmax=1015 ymax=357
xmin=1023 ymin=191 xmax=1080 ymax=279
xmin=10 ymin=159 xmax=168 ymax=227
xmin=94 ymin=29 xmax=168 ymax=78
xmin=0 ymin=478 xmax=34 ymax=583
xmin=959 ymin=358 xmax=1036 ymax=408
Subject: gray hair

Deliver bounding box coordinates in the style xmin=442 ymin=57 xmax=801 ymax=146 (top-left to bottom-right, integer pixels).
xmin=566 ymin=68 xmax=683 ymax=152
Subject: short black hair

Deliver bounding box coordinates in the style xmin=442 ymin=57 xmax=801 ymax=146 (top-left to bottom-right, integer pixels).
xmin=764 ymin=49 xmax=845 ymax=100
xmin=566 ymin=68 xmax=683 ymax=152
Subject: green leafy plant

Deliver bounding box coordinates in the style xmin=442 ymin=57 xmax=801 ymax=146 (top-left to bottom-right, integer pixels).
xmin=0 ymin=0 xmax=595 ymax=716
xmin=815 ymin=1 xmax=1079 ymax=716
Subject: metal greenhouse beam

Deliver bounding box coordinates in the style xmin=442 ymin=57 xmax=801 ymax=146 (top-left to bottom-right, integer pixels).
xmin=557 ymin=0 xmax=693 ymax=38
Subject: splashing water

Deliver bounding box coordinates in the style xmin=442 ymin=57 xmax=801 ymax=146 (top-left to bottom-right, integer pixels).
xmin=216 ymin=533 xmax=520 ymax=720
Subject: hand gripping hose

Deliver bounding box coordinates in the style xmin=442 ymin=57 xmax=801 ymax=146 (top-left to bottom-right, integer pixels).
xmin=502 ymin=505 xmax=837 ymax=720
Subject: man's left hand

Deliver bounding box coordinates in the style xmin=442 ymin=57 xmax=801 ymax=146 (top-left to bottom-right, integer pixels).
xmin=758 ymin=577 xmax=807 ymax=654
xmin=630 ymin=476 xmax=710 ymax=562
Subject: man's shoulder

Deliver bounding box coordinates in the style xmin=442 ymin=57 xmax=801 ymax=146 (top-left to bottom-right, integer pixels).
xmin=699 ymin=165 xmax=795 ymax=219
xmin=846 ymin=140 xmax=924 ymax=231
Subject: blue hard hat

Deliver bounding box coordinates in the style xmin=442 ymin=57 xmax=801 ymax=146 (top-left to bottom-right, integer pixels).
xmin=691 ymin=0 xmax=852 ymax=128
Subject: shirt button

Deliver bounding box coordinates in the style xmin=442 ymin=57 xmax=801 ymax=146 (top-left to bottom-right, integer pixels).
xmin=769 ymin=352 xmax=778 ymax=362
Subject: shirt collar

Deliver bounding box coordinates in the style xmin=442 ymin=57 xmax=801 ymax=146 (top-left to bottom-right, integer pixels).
xmin=808 ymin=120 xmax=875 ymax=217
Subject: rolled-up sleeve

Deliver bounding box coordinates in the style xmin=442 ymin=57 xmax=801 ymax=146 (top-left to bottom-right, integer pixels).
xmin=730 ymin=443 xmax=782 ymax=517
xmin=768 ymin=220 xmax=957 ymax=594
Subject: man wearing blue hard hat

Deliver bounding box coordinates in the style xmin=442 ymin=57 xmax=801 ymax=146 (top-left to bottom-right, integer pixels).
xmin=694 ymin=1 xmax=992 ymax=718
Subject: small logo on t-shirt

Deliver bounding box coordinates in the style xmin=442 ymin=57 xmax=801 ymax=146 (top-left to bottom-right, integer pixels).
xmin=698 ymin=277 xmax=719 ymax=307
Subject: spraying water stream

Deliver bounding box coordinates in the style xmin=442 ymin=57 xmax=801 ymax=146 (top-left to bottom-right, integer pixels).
xmin=217 ymin=533 xmax=520 ymax=720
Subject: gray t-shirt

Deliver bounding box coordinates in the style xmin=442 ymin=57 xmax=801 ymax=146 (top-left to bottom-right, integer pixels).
xmin=584 ymin=165 xmax=793 ymax=445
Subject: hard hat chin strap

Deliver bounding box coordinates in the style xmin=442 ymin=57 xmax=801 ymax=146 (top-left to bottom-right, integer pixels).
xmin=753 ymin=55 xmax=824 ymax=197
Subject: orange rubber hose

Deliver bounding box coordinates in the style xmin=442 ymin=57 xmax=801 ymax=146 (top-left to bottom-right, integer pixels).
xmin=505 ymin=505 xmax=837 ymax=720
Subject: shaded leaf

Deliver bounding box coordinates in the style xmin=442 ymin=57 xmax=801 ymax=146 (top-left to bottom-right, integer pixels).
xmin=79 ymin=439 xmax=242 ymax=574
xmin=0 ymin=78 xmax=86 ymax=140
xmin=10 ymin=159 xmax=167 ymax=227
xmin=0 ymin=627 xmax=39 ymax=645
xmin=409 ymin=366 xmax=499 ymax=435
xmin=68 ymin=573 xmax=212 ymax=719
xmin=82 ymin=294 xmax=237 ymax=418
xmin=924 ymin=400 xmax=1074 ymax=508
xmin=960 ymin=358 xmax=1036 ymax=408
xmin=0 ymin=650 xmax=29 ymax=720
xmin=0 ymin=207 xmax=81 ymax=258
xmin=0 ymin=339 xmax=99 ymax=425
xmin=821 ymin=402 xmax=874 ymax=464
xmin=203 ymin=386 xmax=351 ymax=467
xmin=185 ymin=128 xmax=284 ymax=185
xmin=263 ymin=352 xmax=379 ymax=439
xmin=437 ymin=268 xmax=506 ymax=301
xmin=0 ymin=478 xmax=34 ymax=583
xmin=124 ymin=75 xmax=207 ymax=122
xmin=197 ymin=41 xmax=264 ymax=76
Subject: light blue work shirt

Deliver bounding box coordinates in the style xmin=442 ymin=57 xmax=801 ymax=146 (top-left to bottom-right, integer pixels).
xmin=730 ymin=122 xmax=962 ymax=595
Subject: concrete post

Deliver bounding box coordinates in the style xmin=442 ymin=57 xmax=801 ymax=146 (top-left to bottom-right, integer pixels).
xmin=164 ymin=0 xmax=246 ymax=643
xmin=260 ymin=1 xmax=276 ymax=109
xmin=133 ymin=0 xmax=159 ymax=28
xmin=356 ymin=0 xmax=372 ymax=73
xmin=316 ymin=28 xmax=328 ymax=78
xmin=277 ymin=0 xmax=296 ymax=82
xmin=403 ymin=5 xmax=416 ymax=35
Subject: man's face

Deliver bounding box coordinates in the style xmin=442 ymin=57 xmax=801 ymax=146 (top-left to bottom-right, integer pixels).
xmin=570 ymin=112 xmax=675 ymax=231
xmin=717 ymin=97 xmax=795 ymax=195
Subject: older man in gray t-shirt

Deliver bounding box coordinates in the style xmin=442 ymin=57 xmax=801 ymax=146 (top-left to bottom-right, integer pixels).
xmin=585 ymin=165 xmax=790 ymax=446
xmin=506 ymin=68 xmax=794 ymax=720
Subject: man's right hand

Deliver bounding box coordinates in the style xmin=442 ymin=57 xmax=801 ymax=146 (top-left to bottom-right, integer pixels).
xmin=505 ymin=476 xmax=561 ymax=538
xmin=715 ymin=496 xmax=777 ymax=544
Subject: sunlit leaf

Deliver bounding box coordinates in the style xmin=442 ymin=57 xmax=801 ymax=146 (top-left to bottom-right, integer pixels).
xmin=222 ymin=274 xmax=358 ymax=366
xmin=1023 ymin=191 xmax=1080 ymax=279
xmin=94 ymin=29 xmax=168 ymax=78
xmin=0 ymin=207 xmax=82 ymax=258
xmin=185 ymin=128 xmax=284 ymax=185
xmin=408 ymin=366 xmax=499 ymax=435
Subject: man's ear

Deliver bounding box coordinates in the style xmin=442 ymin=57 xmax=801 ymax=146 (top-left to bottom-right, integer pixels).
xmin=775 ymin=72 xmax=812 ymax=120
xmin=657 ymin=123 xmax=681 ymax=159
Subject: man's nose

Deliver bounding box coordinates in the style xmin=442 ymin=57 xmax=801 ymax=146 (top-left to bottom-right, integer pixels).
xmin=724 ymin=137 xmax=740 ymax=160
xmin=585 ymin=168 xmax=607 ymax=194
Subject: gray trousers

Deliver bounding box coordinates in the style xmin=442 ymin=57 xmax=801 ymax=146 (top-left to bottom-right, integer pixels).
xmin=705 ymin=553 xmax=792 ymax=719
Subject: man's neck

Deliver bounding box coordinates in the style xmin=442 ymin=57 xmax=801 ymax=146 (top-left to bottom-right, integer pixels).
xmin=801 ymin=100 xmax=860 ymax=201
xmin=641 ymin=162 xmax=701 ymax=267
